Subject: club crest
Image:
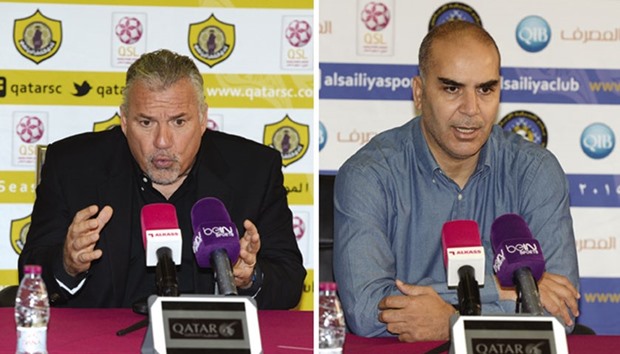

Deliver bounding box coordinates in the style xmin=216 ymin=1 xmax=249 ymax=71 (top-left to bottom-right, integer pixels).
xmin=13 ymin=9 xmax=63 ymax=64
xmin=188 ymin=14 xmax=235 ymax=68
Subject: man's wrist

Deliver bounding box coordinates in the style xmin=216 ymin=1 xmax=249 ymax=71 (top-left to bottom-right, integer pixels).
xmin=238 ymin=264 xmax=263 ymax=296
xmin=54 ymin=256 xmax=88 ymax=288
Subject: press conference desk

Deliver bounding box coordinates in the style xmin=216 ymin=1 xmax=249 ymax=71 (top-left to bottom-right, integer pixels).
xmin=0 ymin=307 xmax=312 ymax=353
xmin=343 ymin=332 xmax=620 ymax=353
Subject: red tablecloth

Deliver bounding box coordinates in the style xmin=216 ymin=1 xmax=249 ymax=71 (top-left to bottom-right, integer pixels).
xmin=3 ymin=307 xmax=619 ymax=353
xmin=343 ymin=332 xmax=620 ymax=353
xmin=0 ymin=307 xmax=312 ymax=353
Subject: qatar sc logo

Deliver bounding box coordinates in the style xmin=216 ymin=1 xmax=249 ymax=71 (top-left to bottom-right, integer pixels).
xmin=10 ymin=215 xmax=31 ymax=255
xmin=188 ymin=14 xmax=235 ymax=68
xmin=92 ymin=113 xmax=121 ymax=132
xmin=263 ymin=115 xmax=309 ymax=167
xmin=13 ymin=9 xmax=63 ymax=64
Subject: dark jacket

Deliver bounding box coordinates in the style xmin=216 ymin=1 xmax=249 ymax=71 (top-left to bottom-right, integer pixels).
xmin=19 ymin=127 xmax=306 ymax=309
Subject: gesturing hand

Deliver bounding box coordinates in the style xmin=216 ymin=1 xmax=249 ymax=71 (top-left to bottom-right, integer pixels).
xmin=233 ymin=219 xmax=261 ymax=289
xmin=63 ymin=205 xmax=113 ymax=277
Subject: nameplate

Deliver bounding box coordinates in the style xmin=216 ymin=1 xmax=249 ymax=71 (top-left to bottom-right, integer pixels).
xmin=146 ymin=295 xmax=262 ymax=354
xmin=450 ymin=315 xmax=568 ymax=354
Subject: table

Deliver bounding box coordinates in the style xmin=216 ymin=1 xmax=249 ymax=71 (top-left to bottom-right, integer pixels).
xmin=0 ymin=307 xmax=312 ymax=353
xmin=343 ymin=332 xmax=620 ymax=353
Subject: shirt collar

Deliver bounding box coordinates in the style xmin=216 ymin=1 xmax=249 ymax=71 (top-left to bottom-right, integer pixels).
xmin=411 ymin=116 xmax=493 ymax=176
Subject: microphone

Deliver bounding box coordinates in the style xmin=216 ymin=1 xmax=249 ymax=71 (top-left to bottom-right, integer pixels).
xmin=491 ymin=213 xmax=545 ymax=315
xmin=441 ymin=220 xmax=485 ymax=316
xmin=141 ymin=203 xmax=182 ymax=297
xmin=191 ymin=197 xmax=240 ymax=296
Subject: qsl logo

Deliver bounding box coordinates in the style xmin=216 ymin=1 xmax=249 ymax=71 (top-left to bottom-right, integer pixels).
xmin=285 ymin=20 xmax=312 ymax=48
xmin=361 ymin=2 xmax=391 ymax=31
xmin=115 ymin=16 xmax=143 ymax=45
xmin=16 ymin=116 xmax=44 ymax=144
xmin=293 ymin=215 xmax=306 ymax=240
xmin=581 ymin=123 xmax=615 ymax=159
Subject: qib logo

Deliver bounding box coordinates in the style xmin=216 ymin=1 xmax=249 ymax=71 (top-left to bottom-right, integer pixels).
xmin=319 ymin=121 xmax=327 ymax=151
xmin=581 ymin=123 xmax=615 ymax=159
xmin=516 ymin=16 xmax=551 ymax=52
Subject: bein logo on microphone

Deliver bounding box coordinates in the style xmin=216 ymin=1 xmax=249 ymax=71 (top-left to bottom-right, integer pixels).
xmin=493 ymin=241 xmax=541 ymax=273
xmin=192 ymin=224 xmax=237 ymax=253
xmin=493 ymin=250 xmax=506 ymax=273
xmin=199 ymin=225 xmax=235 ymax=238
xmin=505 ymin=242 xmax=539 ymax=255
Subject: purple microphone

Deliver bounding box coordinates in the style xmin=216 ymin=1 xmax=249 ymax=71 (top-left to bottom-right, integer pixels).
xmin=491 ymin=213 xmax=545 ymax=315
xmin=191 ymin=197 xmax=240 ymax=295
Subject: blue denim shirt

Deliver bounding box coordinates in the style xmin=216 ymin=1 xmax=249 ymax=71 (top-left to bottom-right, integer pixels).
xmin=333 ymin=116 xmax=579 ymax=337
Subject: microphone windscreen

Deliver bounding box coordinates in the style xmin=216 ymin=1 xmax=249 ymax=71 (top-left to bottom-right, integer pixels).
xmin=441 ymin=220 xmax=482 ymax=266
xmin=490 ymin=213 xmax=534 ymax=253
xmin=141 ymin=203 xmax=183 ymax=266
xmin=191 ymin=197 xmax=240 ymax=268
xmin=490 ymin=214 xmax=545 ymax=287
xmin=441 ymin=220 xmax=485 ymax=287
xmin=141 ymin=203 xmax=180 ymax=248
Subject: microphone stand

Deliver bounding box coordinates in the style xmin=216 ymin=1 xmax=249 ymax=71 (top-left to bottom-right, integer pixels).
xmin=117 ymin=248 xmax=180 ymax=336
xmin=457 ymin=265 xmax=481 ymax=316
xmin=116 ymin=298 xmax=149 ymax=336
xmin=514 ymin=267 xmax=544 ymax=315
xmin=116 ymin=318 xmax=149 ymax=336
xmin=212 ymin=249 xmax=238 ymax=296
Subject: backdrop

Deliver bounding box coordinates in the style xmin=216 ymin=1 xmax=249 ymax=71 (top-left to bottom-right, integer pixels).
xmin=0 ymin=0 xmax=314 ymax=310
xmin=319 ymin=0 xmax=620 ymax=334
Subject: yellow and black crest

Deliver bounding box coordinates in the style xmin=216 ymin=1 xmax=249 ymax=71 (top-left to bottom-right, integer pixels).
xmin=13 ymin=9 xmax=63 ymax=64
xmin=264 ymin=115 xmax=309 ymax=167
xmin=10 ymin=214 xmax=31 ymax=255
xmin=188 ymin=14 xmax=235 ymax=68
xmin=93 ymin=112 xmax=122 ymax=132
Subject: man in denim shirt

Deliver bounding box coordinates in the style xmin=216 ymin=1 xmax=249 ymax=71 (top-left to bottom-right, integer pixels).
xmin=333 ymin=21 xmax=580 ymax=342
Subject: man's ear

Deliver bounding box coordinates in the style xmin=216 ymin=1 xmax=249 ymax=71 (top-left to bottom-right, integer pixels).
xmin=412 ymin=76 xmax=424 ymax=111
xmin=201 ymin=105 xmax=209 ymax=133
xmin=120 ymin=107 xmax=128 ymax=134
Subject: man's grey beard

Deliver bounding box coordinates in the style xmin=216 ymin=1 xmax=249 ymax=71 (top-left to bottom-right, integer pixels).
xmin=147 ymin=167 xmax=181 ymax=185
xmin=145 ymin=154 xmax=181 ymax=186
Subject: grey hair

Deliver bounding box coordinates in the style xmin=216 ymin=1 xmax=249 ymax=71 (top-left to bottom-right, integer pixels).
xmin=120 ymin=49 xmax=206 ymax=119
xmin=418 ymin=21 xmax=501 ymax=79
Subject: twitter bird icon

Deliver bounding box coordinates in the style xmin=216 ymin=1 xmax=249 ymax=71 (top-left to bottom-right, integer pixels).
xmin=73 ymin=81 xmax=92 ymax=97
